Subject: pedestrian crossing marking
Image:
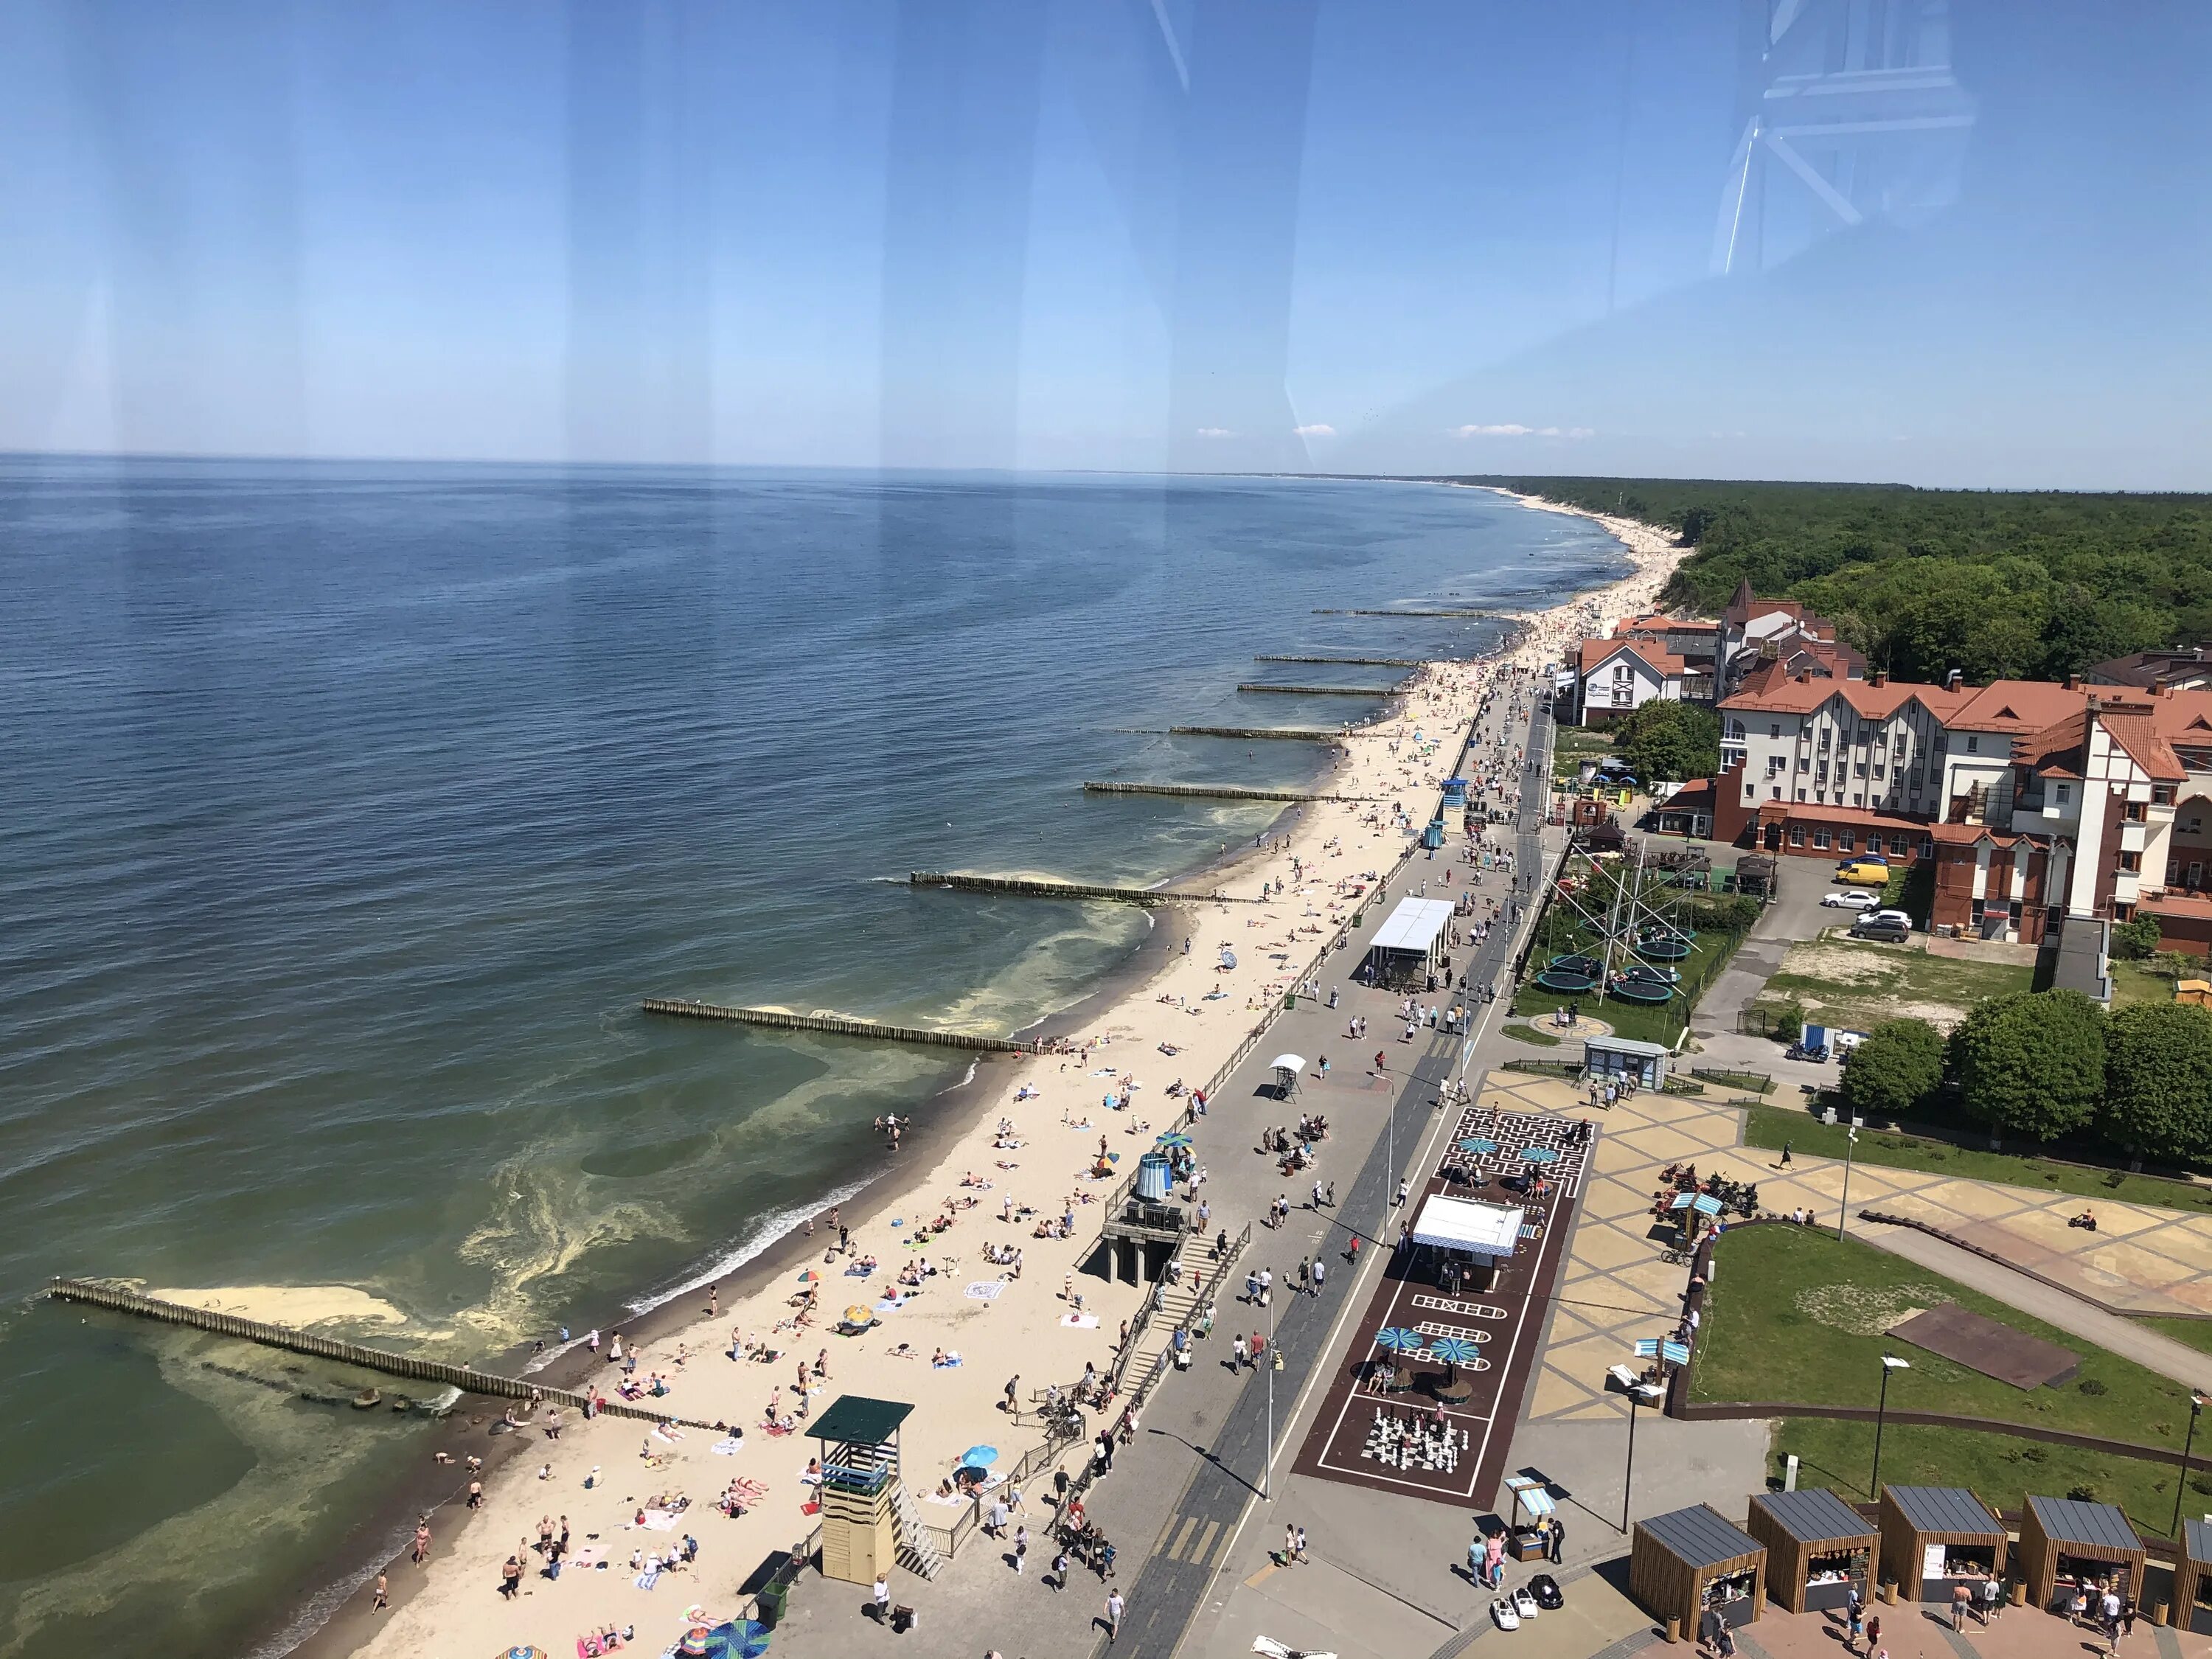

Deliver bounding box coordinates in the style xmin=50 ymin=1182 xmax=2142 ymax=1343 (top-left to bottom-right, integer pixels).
xmin=1244 ymin=1562 xmax=1279 ymax=1587
xmin=1168 ymin=1515 xmax=1200 ymax=1560
xmin=1198 ymin=1520 xmax=1224 ymax=1565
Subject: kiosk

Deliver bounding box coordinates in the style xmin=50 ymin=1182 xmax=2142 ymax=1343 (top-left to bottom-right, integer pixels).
xmin=1630 ymin=1504 xmax=1765 ymax=1636
xmin=2017 ymin=1495 xmax=2144 ymax=1615
xmin=1408 ymin=1192 xmax=1523 ymax=1294
xmin=2177 ymin=1518 xmax=2212 ymax=1635
xmin=1877 ymin=1485 xmax=2006 ymax=1606
xmin=1583 ymin=1034 xmax=1671 ymax=1090
xmin=1749 ymin=1489 xmax=1877 ymax=1614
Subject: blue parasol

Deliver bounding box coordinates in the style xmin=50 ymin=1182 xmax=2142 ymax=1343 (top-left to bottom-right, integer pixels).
xmin=1456 ymin=1137 xmax=1499 ymax=1154
xmin=1668 ymin=1191 xmax=1696 ymax=1211
xmin=1518 ymin=1147 xmax=1559 ymax=1165
xmin=1426 ymin=1334 xmax=1482 ymax=1375
xmin=693 ymin=1620 xmax=771 ymax=1659
xmin=960 ymin=1444 xmax=999 ymax=1468
xmin=1155 ymin=1132 xmax=1194 ymax=1149
xmin=1374 ymin=1326 xmax=1425 ymax=1353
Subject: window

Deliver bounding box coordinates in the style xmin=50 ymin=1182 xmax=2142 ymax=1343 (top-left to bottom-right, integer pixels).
xmin=2154 ymin=785 xmax=2175 ymax=804
xmin=1795 ymin=787 xmax=1806 ymax=801
xmin=1788 ymin=826 xmax=1805 ymax=847
xmin=2118 ymin=850 xmax=2141 ymax=872
xmin=1813 ymin=828 xmax=1832 ymax=849
xmin=2115 ymin=900 xmax=2135 ymax=920
xmin=2056 ymin=783 xmax=2069 ymax=805
xmin=1920 ymin=838 xmax=1935 ymax=858
xmin=1855 ymin=762 xmax=1868 ymax=776
xmin=1798 ymin=756 xmax=1809 ymax=771
xmin=1770 ymin=786 xmax=1781 ymax=799
xmin=1852 ymin=792 xmax=1864 ymax=806
xmin=1840 ymin=830 xmax=1857 ymax=851
xmin=2126 ymin=801 xmax=2147 ymax=822
xmin=1967 ymin=735 xmax=1979 ymax=752
xmin=1818 ymin=728 xmax=1830 ymax=748
xmin=1873 ymin=762 xmax=1885 ymax=778
xmin=1769 ymin=723 xmax=1781 ymax=739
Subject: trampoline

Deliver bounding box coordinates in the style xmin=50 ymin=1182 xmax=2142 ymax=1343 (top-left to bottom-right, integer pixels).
xmin=1608 ymin=967 xmax=1677 ymax=1004
xmin=1533 ymin=953 xmax=1603 ymax=993
xmin=1633 ymin=928 xmax=1693 ymax=962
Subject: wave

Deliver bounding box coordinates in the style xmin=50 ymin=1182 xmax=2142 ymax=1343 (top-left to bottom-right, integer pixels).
xmin=622 ymin=1174 xmax=875 ymax=1318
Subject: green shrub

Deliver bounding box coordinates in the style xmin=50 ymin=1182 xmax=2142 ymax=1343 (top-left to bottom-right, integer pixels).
xmin=2077 ymin=1378 xmax=2108 ymax=1397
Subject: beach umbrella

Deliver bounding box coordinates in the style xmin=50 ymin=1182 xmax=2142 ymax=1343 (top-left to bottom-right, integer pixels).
xmin=796 ymin=1270 xmax=819 ymax=1283
xmin=1455 ymin=1137 xmax=1499 ymax=1155
xmin=1517 ymin=1147 xmax=1559 ymax=1165
xmin=1374 ymin=1326 xmax=1425 ymax=1354
xmin=844 ymin=1304 xmax=873 ymax=1324
xmin=681 ymin=1631 xmax=713 ymax=1657
xmin=498 ymin=1649 xmax=550 ymax=1659
xmin=961 ymin=1444 xmax=999 ymax=1468
xmin=1155 ymin=1131 xmax=1193 ymax=1149
xmin=1427 ymin=1334 xmax=1481 ymax=1382
xmin=1668 ymin=1191 xmax=1696 ymax=1211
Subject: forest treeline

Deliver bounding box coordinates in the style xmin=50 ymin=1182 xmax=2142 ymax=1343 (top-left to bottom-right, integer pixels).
xmin=1457 ymin=476 xmax=2212 ymax=684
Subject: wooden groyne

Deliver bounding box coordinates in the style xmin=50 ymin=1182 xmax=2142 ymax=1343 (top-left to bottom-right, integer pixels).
xmin=1313 ymin=608 xmax=1492 ymax=619
xmin=1235 ymin=682 xmax=1399 ymax=697
xmin=1082 ymin=781 xmax=1365 ymax=803
xmin=907 ymin=872 xmax=1254 ymax=908
xmin=45 ymin=1279 xmax=718 ymax=1429
xmin=1256 ymin=655 xmax=1427 ymax=667
xmin=1168 ymin=725 xmax=1343 ymax=742
xmin=642 ymin=998 xmax=1034 ymax=1053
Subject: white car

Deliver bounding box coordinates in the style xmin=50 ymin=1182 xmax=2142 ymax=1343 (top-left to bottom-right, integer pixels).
xmin=1820 ymin=890 xmax=1879 ymax=909
xmin=1512 ymin=1586 xmax=1542 ymax=1621
xmin=1866 ymin=909 xmax=1913 ymax=928
xmin=1491 ymin=1598 xmax=1521 ymax=1631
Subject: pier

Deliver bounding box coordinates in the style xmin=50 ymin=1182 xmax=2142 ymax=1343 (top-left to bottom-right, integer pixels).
xmin=45 ymin=1278 xmax=720 ymax=1429
xmin=1312 ymin=607 xmax=1492 ymax=618
xmin=641 ymin=997 xmax=1036 ymax=1052
xmin=1234 ymin=681 xmax=1400 ymax=697
xmin=1081 ymin=781 xmax=1373 ymax=803
xmin=906 ymin=872 xmax=1256 ymax=907
xmin=1255 ymin=654 xmax=1427 ymax=667
xmin=1167 ymin=725 xmax=1345 ymax=742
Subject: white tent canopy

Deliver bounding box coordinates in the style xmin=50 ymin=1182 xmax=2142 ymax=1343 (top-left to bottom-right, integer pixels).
xmin=1410 ymin=1194 xmax=1526 ymax=1259
xmin=1270 ymin=1054 xmax=1307 ymax=1075
xmin=1369 ymin=897 xmax=1457 ymax=956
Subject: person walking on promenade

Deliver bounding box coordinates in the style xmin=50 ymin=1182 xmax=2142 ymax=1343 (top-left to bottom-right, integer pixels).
xmin=1952 ymin=1582 xmax=1971 ymax=1630
xmin=873 ymin=1573 xmax=889 ymax=1623
xmin=371 ymin=1573 xmax=387 ymax=1613
xmin=1779 ymin=1140 xmax=1792 ymax=1168
xmin=1312 ymin=1258 xmax=1326 ymax=1295
xmin=1105 ymin=1588 xmax=1125 ymax=1642
xmin=1982 ymin=1574 xmax=2004 ymax=1624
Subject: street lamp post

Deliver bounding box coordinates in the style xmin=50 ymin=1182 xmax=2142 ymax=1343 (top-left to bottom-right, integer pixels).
xmin=2174 ymin=1393 xmax=2208 ymax=1538
xmin=1836 ymin=1125 xmax=1860 ymax=1241
xmin=1622 ymin=1381 xmax=1662 ymax=1533
xmin=1871 ymin=1354 xmax=1910 ymax=1498
xmin=1264 ymin=1276 xmax=1280 ymax=1501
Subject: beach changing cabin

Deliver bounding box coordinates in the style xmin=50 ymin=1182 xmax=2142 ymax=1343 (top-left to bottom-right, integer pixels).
xmin=2017 ymin=1495 xmax=2145 ymax=1614
xmin=2176 ymin=1519 xmax=2212 ymax=1635
xmin=1877 ymin=1485 xmax=2006 ymax=1605
xmin=1748 ymin=1489 xmax=1878 ymax=1614
xmin=1630 ymin=1503 xmax=1765 ymax=1636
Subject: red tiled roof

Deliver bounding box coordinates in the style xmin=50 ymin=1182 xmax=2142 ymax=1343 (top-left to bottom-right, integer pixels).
xmin=1579 ymin=636 xmax=1688 ymax=678
xmin=1722 ymin=661 xmax=1972 ymax=721
xmin=1659 ymin=780 xmax=1717 ymax=812
xmin=1929 ymin=822 xmax=2047 ymax=849
xmin=1751 ymin=799 xmax=1936 ymax=832
xmin=2098 ymin=708 xmax=2186 ymax=782
xmin=1947 ymin=680 xmax=2095 ymax=734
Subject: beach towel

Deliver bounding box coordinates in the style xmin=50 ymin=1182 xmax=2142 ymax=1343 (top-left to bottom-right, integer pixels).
xmin=630 ymin=1509 xmax=680 ymax=1531
xmin=1060 ymin=1313 xmax=1101 ymax=1329
xmin=571 ymin=1546 xmax=606 ymax=1568
xmin=634 ymin=1566 xmax=661 ymax=1590
xmin=873 ymin=1299 xmax=904 ymax=1315
xmin=964 ymin=1281 xmax=1004 ymax=1301
xmin=651 ymin=1427 xmax=678 ymax=1444
xmin=579 ymin=1639 xmax=602 ymax=1658
xmin=711 ymin=1437 xmax=743 ymax=1455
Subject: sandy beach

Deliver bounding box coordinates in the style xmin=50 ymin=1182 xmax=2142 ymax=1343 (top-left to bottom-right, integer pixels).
xmin=271 ymin=490 xmax=1687 ymax=1659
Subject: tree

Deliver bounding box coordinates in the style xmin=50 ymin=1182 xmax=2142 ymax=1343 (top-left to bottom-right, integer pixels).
xmin=2101 ymin=1002 xmax=2212 ymax=1164
xmin=1614 ymin=700 xmax=1720 ymax=785
xmin=2111 ymin=912 xmax=2162 ymax=960
xmin=1842 ymin=1019 xmax=1946 ymax=1121
xmin=1950 ymin=990 xmax=2106 ymax=1142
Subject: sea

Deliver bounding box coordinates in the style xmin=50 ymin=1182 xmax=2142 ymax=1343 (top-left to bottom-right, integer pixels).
xmin=0 ymin=459 xmax=1628 ymax=1657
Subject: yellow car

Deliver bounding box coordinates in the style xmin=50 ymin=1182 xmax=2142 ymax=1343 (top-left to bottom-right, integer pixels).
xmin=1833 ymin=860 xmax=1891 ymax=887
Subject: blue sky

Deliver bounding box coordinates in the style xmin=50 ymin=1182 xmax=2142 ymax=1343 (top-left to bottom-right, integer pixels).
xmin=1 ymin=0 xmax=2206 ymax=487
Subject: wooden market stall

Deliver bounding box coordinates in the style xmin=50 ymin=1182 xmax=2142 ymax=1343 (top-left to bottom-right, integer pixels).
xmin=2017 ymin=1495 xmax=2145 ymax=1615
xmin=1877 ymin=1485 xmax=2007 ymax=1606
xmin=1748 ymin=1488 xmax=1879 ymax=1615
xmin=1631 ymin=1503 xmax=1765 ymax=1637
xmin=2177 ymin=1518 xmax=2212 ymax=1635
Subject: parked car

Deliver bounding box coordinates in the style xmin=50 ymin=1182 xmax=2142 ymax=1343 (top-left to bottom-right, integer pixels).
xmin=1491 ymin=1597 xmax=1521 ymax=1631
xmin=1834 ymin=860 xmax=1891 ymax=887
xmin=1865 ymin=909 xmax=1913 ymax=928
xmin=1850 ymin=919 xmax=1911 ymax=944
xmin=1820 ymin=890 xmax=1880 ymax=909
xmin=1512 ymin=1586 xmax=1541 ymax=1620
xmin=1529 ymin=1574 xmax=1565 ymax=1610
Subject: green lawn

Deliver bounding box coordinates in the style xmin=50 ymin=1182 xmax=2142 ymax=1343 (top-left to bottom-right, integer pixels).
xmin=1500 ymin=1023 xmax=1562 ymax=1046
xmin=1551 ymin=726 xmax=1616 ymax=785
xmin=1514 ymin=928 xmax=1745 ymax=1044
xmin=1741 ymin=1105 xmax=2212 ymax=1214
xmin=1770 ymin=1419 xmax=2205 ymax=1540
xmin=2143 ymin=1317 xmax=2212 ymax=1358
xmin=1693 ymin=1225 xmax=2203 ymax=1461
xmin=2108 ymin=960 xmax=2182 ymax=1010
xmin=1747 ymin=936 xmax=2033 ymax=1033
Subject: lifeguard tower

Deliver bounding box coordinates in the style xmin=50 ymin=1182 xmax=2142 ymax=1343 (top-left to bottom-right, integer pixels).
xmin=810 ymin=1394 xmax=941 ymax=1585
